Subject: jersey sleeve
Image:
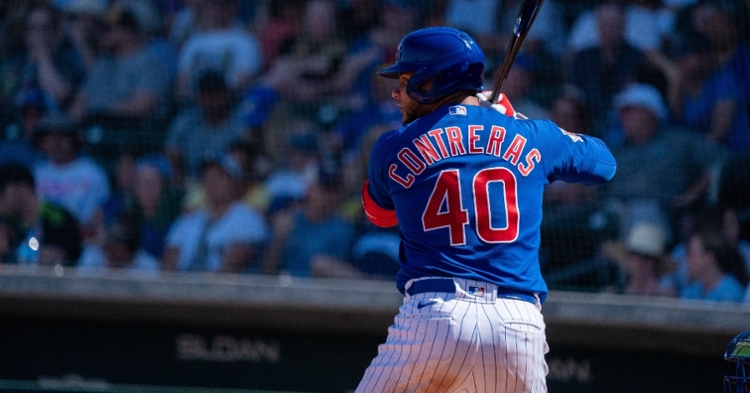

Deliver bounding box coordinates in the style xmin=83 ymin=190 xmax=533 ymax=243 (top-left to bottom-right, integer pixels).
xmin=537 ymin=120 xmax=617 ymax=185
xmin=362 ymin=131 xmax=398 ymax=228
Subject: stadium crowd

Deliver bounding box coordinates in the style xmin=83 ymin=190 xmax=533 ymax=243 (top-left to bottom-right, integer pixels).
xmin=0 ymin=0 xmax=749 ymax=303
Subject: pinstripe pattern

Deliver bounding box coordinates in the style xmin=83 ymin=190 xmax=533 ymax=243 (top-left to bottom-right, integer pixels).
xmin=355 ymin=278 xmax=548 ymax=393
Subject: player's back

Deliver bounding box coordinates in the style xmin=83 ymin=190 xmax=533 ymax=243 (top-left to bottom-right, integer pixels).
xmin=370 ymin=103 xmax=571 ymax=296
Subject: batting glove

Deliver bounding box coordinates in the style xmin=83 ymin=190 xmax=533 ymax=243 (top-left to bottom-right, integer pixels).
xmin=477 ymin=91 xmax=527 ymax=119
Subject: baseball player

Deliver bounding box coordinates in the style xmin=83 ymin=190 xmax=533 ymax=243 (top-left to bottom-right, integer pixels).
xmin=357 ymin=27 xmax=617 ymax=392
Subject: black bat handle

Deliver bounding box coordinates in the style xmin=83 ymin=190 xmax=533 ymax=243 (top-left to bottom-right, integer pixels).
xmin=488 ymin=0 xmax=546 ymax=103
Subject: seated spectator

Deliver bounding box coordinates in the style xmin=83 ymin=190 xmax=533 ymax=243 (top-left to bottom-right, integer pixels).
xmin=32 ymin=112 xmax=110 ymax=232
xmin=680 ymin=230 xmax=748 ymax=303
xmin=59 ymin=0 xmax=108 ymax=72
xmin=657 ymin=32 xmax=750 ymax=154
xmin=19 ymin=3 xmax=86 ymax=112
xmin=264 ymin=129 xmax=322 ymax=203
xmin=0 ymin=164 xmax=82 ymax=266
xmin=603 ymin=83 xmax=728 ymax=244
xmin=227 ymin=140 xmax=271 ymax=216
xmin=175 ymin=0 xmax=263 ymax=104
xmin=254 ymin=0 xmax=305 ymax=71
xmin=162 ymin=153 xmax=268 ymax=273
xmin=695 ymin=0 xmax=750 ymax=155
xmin=0 ymin=88 xmax=47 ymax=168
xmin=260 ymin=0 xmax=381 ymax=123
xmin=102 ymin=149 xmax=139 ymax=226
xmin=548 ymin=84 xmax=592 ymax=135
xmin=565 ymin=2 xmax=648 ymax=131
xmin=500 ymin=52 xmax=550 ymax=120
xmin=77 ymin=212 xmax=160 ymax=275
xmin=567 ymin=0 xmax=666 ymax=54
xmin=262 ymin=167 xmax=362 ymax=278
xmin=0 ymin=3 xmax=86 ymax=128
xmin=128 ymin=153 xmax=182 ymax=259
xmin=165 ymin=70 xmax=250 ymax=184
xmin=540 ymin=181 xmax=620 ymax=291
xmin=482 ymin=0 xmax=567 ymax=59
xmin=68 ymin=0 xmax=171 ymax=151
xmin=331 ymin=66 xmax=401 ymax=164
xmin=603 ymin=221 xmax=677 ymax=296
xmin=668 ymin=206 xmax=750 ymax=294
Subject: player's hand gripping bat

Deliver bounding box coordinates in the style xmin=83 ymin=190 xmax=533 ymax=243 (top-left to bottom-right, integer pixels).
xmin=488 ymin=0 xmax=547 ymax=104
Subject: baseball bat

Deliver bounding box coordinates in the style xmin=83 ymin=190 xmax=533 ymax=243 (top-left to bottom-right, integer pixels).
xmin=488 ymin=0 xmax=546 ymax=104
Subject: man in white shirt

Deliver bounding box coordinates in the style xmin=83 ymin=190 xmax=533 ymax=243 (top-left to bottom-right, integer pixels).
xmin=162 ymin=152 xmax=268 ymax=273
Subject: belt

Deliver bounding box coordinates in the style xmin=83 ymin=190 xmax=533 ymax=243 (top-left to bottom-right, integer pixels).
xmin=406 ymin=278 xmax=537 ymax=304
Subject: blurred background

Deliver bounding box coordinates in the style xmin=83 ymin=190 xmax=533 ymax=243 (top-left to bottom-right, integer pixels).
xmin=0 ymin=0 xmax=749 ymax=391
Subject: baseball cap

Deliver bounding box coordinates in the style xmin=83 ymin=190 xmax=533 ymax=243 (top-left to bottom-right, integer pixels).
xmin=613 ymin=83 xmax=668 ymax=121
xmin=625 ymin=222 xmax=666 ymax=257
xmin=201 ymin=151 xmax=244 ymax=180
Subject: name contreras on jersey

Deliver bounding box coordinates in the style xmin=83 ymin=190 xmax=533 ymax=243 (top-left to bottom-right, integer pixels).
xmin=388 ymin=124 xmax=542 ymax=188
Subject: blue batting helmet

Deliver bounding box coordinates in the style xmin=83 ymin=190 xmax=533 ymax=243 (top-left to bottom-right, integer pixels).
xmin=377 ymin=27 xmax=484 ymax=104
xmin=724 ymin=330 xmax=750 ymax=393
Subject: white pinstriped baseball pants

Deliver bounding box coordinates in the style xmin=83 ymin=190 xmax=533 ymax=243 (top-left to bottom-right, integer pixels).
xmin=355 ymin=277 xmax=549 ymax=393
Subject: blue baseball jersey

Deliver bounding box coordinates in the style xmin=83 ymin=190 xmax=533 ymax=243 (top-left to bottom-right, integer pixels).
xmin=366 ymin=104 xmax=616 ymax=303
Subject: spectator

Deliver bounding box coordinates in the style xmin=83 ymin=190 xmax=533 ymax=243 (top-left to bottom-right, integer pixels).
xmin=259 ymin=0 xmax=349 ymax=122
xmin=667 ymin=206 xmax=750 ymax=294
xmin=658 ymin=32 xmax=750 ymax=154
xmin=565 ymin=2 xmax=648 ymax=131
xmin=567 ymin=0 xmax=666 ymax=54
xmin=165 ymin=70 xmax=250 ymax=184
xmin=0 ymin=3 xmax=85 ymax=128
xmin=267 ymin=0 xmax=388 ymax=108
xmin=498 ymin=52 xmax=550 ymax=120
xmin=20 ymin=3 xmax=86 ymax=112
xmin=603 ymin=83 xmax=727 ymax=245
xmin=261 ymin=167 xmax=361 ymax=278
xmin=483 ymin=0 xmax=567 ymax=59
xmin=77 ymin=212 xmax=160 ymax=275
xmin=32 ymin=112 xmax=110 ymax=232
xmin=264 ymin=128 xmax=322 ymax=203
xmin=254 ymin=0 xmax=305 ymax=71
xmin=0 ymin=88 xmax=47 ymax=168
xmin=175 ymin=0 xmax=263 ymax=103
xmin=331 ymin=64 xmax=401 ymax=164
xmin=102 ymin=150 xmax=139 ymax=226
xmin=0 ymin=164 xmax=82 ymax=266
xmin=128 ymin=153 xmax=182 ymax=258
xmin=680 ymin=229 xmax=748 ymax=302
xmin=68 ymin=0 xmax=171 ymax=142
xmin=162 ymin=153 xmax=268 ymax=273
xmin=696 ymin=0 xmax=750 ymax=154
xmin=603 ymin=221 xmax=677 ymax=296
xmin=60 ymin=0 xmax=108 ymax=72
xmin=227 ymin=140 xmax=271 ymax=216
xmin=548 ymin=84 xmax=592 ymax=135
